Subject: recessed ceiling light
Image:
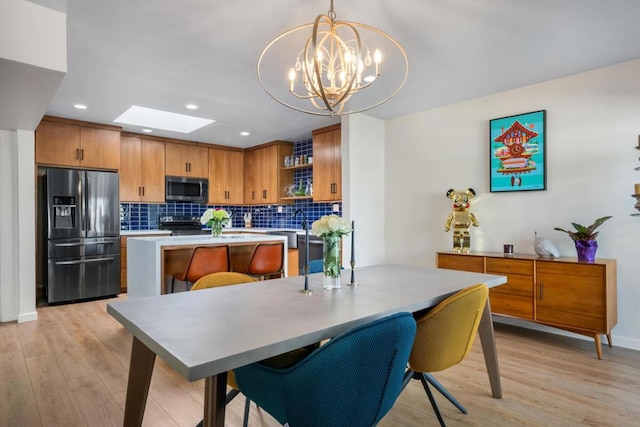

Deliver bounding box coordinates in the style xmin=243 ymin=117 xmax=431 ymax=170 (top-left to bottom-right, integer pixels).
xmin=240 ymin=131 xmax=250 ymax=136
xmin=142 ymin=129 xmax=153 ymax=133
xmin=185 ymin=104 xmax=198 ymax=110
xmin=74 ymin=104 xmax=87 ymax=109
xmin=114 ymin=106 xmax=214 ymax=134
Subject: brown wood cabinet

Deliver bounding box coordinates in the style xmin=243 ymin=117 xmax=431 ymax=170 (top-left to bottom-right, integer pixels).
xmin=165 ymin=142 xmax=208 ymax=178
xmin=436 ymin=252 xmax=617 ymax=359
xmin=120 ymin=137 xmax=166 ymax=202
xmin=312 ymin=124 xmax=342 ymax=202
xmin=35 ymin=118 xmax=121 ymax=170
xmin=244 ymin=141 xmax=293 ymax=205
xmin=209 ymin=148 xmax=244 ymax=204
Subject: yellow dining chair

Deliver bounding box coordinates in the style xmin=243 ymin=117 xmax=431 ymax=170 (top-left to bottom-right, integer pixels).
xmin=191 ymin=272 xmax=257 ymax=427
xmin=191 ymin=271 xmax=257 ymax=290
xmin=401 ymin=283 xmax=489 ymax=427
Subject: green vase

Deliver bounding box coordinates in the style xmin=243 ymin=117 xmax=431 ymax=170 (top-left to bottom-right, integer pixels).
xmin=211 ymin=221 xmax=223 ymax=237
xmin=294 ymin=178 xmax=306 ymax=197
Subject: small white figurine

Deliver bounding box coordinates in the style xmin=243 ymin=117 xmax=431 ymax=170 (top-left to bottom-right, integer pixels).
xmin=534 ymin=231 xmax=559 ymax=258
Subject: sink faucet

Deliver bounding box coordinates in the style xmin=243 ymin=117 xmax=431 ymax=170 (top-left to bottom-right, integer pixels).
xmin=293 ymin=209 xmax=307 ymax=229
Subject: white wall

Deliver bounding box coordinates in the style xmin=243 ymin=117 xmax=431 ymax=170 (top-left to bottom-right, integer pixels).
xmin=0 ymin=129 xmax=37 ymax=322
xmin=342 ymin=114 xmax=387 ymax=267
xmin=384 ymin=59 xmax=640 ymax=351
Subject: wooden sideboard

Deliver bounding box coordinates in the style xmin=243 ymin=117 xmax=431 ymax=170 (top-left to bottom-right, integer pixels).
xmin=437 ymin=252 xmax=617 ymax=359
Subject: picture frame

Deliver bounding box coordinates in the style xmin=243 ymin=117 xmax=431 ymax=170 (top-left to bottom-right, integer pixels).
xmin=489 ymin=110 xmax=546 ymax=192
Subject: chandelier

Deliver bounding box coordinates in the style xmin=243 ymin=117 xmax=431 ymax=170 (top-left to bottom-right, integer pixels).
xmin=257 ymin=0 xmax=408 ymax=116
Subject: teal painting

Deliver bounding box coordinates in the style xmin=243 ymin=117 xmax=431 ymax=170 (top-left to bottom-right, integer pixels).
xmin=490 ymin=110 xmax=546 ymax=192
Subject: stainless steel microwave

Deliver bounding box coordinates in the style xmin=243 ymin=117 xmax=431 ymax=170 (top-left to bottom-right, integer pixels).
xmin=165 ymin=176 xmax=208 ymax=203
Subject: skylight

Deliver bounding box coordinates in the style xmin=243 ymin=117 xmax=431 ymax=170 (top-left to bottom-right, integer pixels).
xmin=114 ymin=106 xmax=214 ymax=133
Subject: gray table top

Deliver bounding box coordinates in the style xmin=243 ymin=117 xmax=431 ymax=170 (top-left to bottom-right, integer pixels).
xmin=107 ymin=264 xmax=506 ymax=381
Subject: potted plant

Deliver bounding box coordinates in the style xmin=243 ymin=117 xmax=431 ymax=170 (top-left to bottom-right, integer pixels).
xmin=554 ymin=216 xmax=612 ymax=261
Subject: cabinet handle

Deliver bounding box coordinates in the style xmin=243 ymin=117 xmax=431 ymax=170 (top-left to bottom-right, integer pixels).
xmin=80 ymin=149 xmax=84 ymax=160
xmin=75 ymin=148 xmax=80 ymax=160
xmin=138 ymin=186 xmax=142 ymax=196
xmin=142 ymin=186 xmax=145 ymax=196
xmin=252 ymin=191 xmax=255 ymax=200
xmin=263 ymin=190 xmax=267 ymax=199
xmin=189 ymin=162 xmax=192 ymax=172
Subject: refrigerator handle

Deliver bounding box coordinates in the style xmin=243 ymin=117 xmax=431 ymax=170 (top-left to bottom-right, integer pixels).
xmin=79 ymin=173 xmax=86 ymax=232
xmin=84 ymin=174 xmax=91 ymax=231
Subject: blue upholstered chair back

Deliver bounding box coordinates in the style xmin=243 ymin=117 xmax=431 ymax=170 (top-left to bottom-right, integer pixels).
xmin=234 ymin=312 xmax=416 ymax=427
xmin=308 ymin=259 xmax=324 ymax=274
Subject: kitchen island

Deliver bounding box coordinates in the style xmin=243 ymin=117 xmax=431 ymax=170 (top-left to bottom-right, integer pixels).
xmin=127 ymin=234 xmax=287 ymax=298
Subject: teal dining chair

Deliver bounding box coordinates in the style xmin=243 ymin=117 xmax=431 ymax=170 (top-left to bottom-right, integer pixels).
xmin=234 ymin=312 xmax=417 ymax=427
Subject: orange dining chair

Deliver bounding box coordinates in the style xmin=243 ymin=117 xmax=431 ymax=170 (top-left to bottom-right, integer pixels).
xmin=247 ymin=243 xmax=284 ymax=280
xmin=170 ymin=245 xmax=230 ymax=293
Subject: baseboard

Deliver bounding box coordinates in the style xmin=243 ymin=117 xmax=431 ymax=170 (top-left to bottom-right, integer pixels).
xmin=0 ymin=311 xmax=18 ymax=322
xmin=18 ymin=310 xmax=38 ymax=323
xmin=493 ymin=316 xmax=640 ymax=352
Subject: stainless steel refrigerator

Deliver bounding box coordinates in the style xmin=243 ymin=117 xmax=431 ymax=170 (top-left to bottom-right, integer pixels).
xmin=44 ymin=168 xmax=120 ymax=303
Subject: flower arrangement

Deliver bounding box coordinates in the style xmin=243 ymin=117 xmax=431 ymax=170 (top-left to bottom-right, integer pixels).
xmin=311 ymin=214 xmax=352 ymax=238
xmin=311 ymin=215 xmax=352 ymax=289
xmin=200 ymin=208 xmax=230 ymax=237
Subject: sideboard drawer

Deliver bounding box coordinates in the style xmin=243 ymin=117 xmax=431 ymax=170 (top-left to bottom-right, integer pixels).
xmin=437 ymin=253 xmax=484 ymax=273
xmin=486 ymin=257 xmax=534 ymax=276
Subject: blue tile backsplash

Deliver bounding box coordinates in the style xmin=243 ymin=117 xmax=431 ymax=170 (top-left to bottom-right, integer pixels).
xmin=120 ymin=138 xmax=341 ymax=231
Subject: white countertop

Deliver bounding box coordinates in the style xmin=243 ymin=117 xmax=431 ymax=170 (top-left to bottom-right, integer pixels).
xmin=121 ymin=230 xmax=172 ymax=236
xmin=121 ymin=227 xmax=311 ymax=236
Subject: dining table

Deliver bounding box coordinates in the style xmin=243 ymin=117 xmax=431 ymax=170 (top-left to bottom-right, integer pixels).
xmin=107 ymin=263 xmax=507 ymax=427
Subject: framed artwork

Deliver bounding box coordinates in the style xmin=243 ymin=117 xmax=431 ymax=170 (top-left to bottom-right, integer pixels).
xmin=489 ymin=110 xmax=546 ymax=192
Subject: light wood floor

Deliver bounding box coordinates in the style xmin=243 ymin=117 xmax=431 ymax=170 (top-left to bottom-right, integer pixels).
xmin=1 ymin=295 xmax=639 ymax=427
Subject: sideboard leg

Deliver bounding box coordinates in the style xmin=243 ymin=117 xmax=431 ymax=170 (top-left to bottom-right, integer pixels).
xmin=594 ymin=334 xmax=603 ymax=360
xmin=606 ymin=333 xmax=613 ymax=348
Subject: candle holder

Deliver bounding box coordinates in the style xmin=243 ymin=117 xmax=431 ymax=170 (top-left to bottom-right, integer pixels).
xmin=347 ymin=260 xmax=359 ymax=287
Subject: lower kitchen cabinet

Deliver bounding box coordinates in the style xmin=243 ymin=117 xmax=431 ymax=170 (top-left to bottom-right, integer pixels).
xmin=436 ymin=252 xmax=617 ymax=359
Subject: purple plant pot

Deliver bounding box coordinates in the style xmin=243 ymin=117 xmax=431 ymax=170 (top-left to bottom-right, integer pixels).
xmin=575 ymin=240 xmax=598 ymax=262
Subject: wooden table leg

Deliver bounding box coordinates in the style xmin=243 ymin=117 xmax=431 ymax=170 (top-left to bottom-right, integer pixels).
xmin=203 ymin=371 xmax=228 ymax=427
xmin=124 ymin=337 xmax=156 ymax=426
xmin=477 ymin=298 xmax=502 ymax=398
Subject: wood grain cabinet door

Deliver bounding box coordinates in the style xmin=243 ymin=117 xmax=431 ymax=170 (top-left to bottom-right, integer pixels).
xmin=261 ymin=145 xmax=279 ymax=204
xmin=165 ymin=143 xmax=190 ymax=176
xmin=35 ymin=121 xmax=82 ymax=167
xmin=312 ymin=125 xmax=341 ymax=202
xmin=226 ymin=150 xmax=244 ymax=204
xmin=536 ymin=261 xmax=606 ymax=332
xmin=120 ymin=137 xmax=143 ymax=202
xmin=244 ymin=149 xmax=260 ymax=204
xmin=187 ymin=146 xmax=209 ymax=178
xmin=80 ymin=127 xmax=121 ymax=170
xmin=140 ymin=139 xmax=166 ymax=202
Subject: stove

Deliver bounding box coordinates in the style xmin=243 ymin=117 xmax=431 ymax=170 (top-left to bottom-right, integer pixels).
xmin=158 ymin=215 xmax=209 ymax=236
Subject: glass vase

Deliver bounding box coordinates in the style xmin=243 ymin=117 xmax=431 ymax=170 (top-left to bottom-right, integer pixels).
xmin=211 ymin=221 xmax=223 ymax=238
xmin=322 ymin=235 xmax=341 ymax=289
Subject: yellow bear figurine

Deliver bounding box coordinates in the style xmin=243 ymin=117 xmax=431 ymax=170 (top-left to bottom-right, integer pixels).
xmin=445 ymin=188 xmax=479 ymax=254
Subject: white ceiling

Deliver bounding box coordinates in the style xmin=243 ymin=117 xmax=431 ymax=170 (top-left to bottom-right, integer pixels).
xmin=25 ymin=0 xmax=640 ymax=148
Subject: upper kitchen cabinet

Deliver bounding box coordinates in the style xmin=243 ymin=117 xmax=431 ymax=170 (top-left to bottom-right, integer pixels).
xmin=208 ymin=148 xmax=244 ymax=205
xmin=165 ymin=142 xmax=208 ymax=178
xmin=120 ymin=136 xmax=166 ymax=203
xmin=244 ymin=141 xmax=293 ymax=205
xmin=312 ymin=124 xmax=342 ymax=202
xmin=35 ymin=117 xmax=121 ymax=170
